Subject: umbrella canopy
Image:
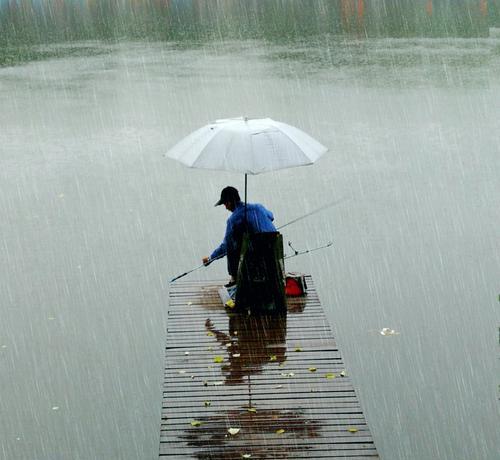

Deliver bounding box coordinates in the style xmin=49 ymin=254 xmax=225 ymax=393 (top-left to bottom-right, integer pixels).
xmin=165 ymin=117 xmax=327 ymax=175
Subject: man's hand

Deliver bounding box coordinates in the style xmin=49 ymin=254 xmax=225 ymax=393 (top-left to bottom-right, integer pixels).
xmin=202 ymin=256 xmax=210 ymax=266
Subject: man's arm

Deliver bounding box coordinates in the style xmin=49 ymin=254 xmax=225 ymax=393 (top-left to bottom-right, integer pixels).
xmin=208 ymin=217 xmax=234 ymax=261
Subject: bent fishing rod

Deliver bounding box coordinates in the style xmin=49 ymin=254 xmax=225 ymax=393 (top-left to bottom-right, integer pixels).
xmin=169 ymin=197 xmax=345 ymax=283
xmin=284 ymin=240 xmax=333 ymax=260
xmin=277 ymin=195 xmax=349 ymax=230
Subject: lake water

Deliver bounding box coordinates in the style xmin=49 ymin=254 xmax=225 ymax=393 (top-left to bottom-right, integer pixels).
xmin=1 ymin=2 xmax=499 ymax=460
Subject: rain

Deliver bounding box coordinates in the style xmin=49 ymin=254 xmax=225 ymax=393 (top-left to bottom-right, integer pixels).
xmin=1 ymin=1 xmax=499 ymax=459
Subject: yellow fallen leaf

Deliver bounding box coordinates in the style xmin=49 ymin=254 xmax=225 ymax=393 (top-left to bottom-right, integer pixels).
xmin=228 ymin=428 xmax=240 ymax=435
xmin=207 ymin=346 xmax=213 ymax=351
xmin=207 ymin=331 xmax=215 ymax=337
xmin=190 ymin=420 xmax=202 ymax=427
xmin=269 ymin=355 xmax=277 ymax=362
xmin=204 ymin=401 xmax=211 ymax=407
xmin=347 ymin=427 xmax=358 ymax=433
xmin=275 ymin=429 xmax=285 ymax=435
xmin=294 ymin=347 xmax=303 ymax=352
xmin=213 ymin=356 xmax=224 ymax=363
xmin=325 ymin=372 xmax=336 ymax=379
xmin=225 ymin=300 xmax=235 ymax=308
xmin=247 ymin=407 xmax=257 ymax=413
xmin=308 ymin=367 xmax=317 ymax=372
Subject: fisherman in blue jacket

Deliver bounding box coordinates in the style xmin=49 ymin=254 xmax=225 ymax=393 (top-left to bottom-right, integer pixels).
xmin=202 ymin=186 xmax=276 ymax=287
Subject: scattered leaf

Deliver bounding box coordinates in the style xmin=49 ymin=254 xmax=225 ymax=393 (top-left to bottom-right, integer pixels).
xmin=178 ymin=370 xmax=186 ymax=374
xmin=233 ymin=331 xmax=238 ymax=335
xmin=380 ymin=327 xmax=400 ymax=336
xmin=228 ymin=428 xmax=240 ymax=435
xmin=213 ymin=356 xmax=224 ymax=363
xmin=325 ymin=373 xmax=336 ymax=379
xmin=207 ymin=346 xmax=213 ymax=351
xmin=204 ymin=401 xmax=211 ymax=407
xmin=308 ymin=367 xmax=317 ymax=372
xmin=347 ymin=427 xmax=358 ymax=433
xmin=190 ymin=375 xmax=196 ymax=379
xmin=247 ymin=407 xmax=257 ymax=413
xmin=232 ymin=353 xmax=241 ymax=358
xmin=242 ymin=455 xmax=252 ymax=459
xmin=213 ymin=381 xmax=224 ymax=386
xmin=207 ymin=331 xmax=215 ymax=337
xmin=187 ymin=302 xmax=193 ymax=306
xmin=340 ymin=370 xmax=347 ymax=377
xmin=275 ymin=385 xmax=283 ymax=389
xmin=294 ymin=347 xmax=303 ymax=352
xmin=275 ymin=429 xmax=285 ymax=435
xmin=191 ymin=420 xmax=202 ymax=427
xmin=281 ymin=372 xmax=295 ymax=378
xmin=225 ymin=300 xmax=235 ymax=309
xmin=226 ymin=343 xmax=232 ymax=348
xmin=269 ymin=355 xmax=277 ymax=362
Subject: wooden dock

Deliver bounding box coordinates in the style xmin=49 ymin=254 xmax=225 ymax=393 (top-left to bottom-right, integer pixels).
xmin=160 ymin=276 xmax=378 ymax=459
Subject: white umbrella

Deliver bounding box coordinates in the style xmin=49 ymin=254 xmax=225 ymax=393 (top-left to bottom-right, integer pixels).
xmin=165 ymin=117 xmax=327 ymax=202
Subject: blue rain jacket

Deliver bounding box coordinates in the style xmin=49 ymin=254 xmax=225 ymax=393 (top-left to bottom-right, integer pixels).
xmin=210 ymin=202 xmax=276 ymax=261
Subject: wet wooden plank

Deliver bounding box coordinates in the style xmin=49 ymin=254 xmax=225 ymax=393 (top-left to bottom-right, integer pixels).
xmin=160 ymin=276 xmax=378 ymax=459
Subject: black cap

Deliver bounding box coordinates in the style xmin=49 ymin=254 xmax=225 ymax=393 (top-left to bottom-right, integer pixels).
xmin=215 ymin=186 xmax=241 ymax=206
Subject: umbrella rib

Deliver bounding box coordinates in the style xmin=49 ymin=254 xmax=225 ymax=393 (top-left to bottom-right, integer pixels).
xmin=189 ymin=131 xmax=230 ymax=171
xmin=274 ymin=129 xmax=326 ymax=164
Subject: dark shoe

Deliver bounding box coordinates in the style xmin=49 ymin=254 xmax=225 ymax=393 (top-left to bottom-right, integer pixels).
xmin=224 ymin=279 xmax=236 ymax=288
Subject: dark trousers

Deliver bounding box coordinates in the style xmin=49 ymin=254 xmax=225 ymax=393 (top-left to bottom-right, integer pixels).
xmin=227 ymin=248 xmax=240 ymax=278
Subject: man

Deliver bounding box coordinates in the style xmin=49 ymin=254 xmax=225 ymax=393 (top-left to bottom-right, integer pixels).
xmin=202 ymin=186 xmax=276 ymax=287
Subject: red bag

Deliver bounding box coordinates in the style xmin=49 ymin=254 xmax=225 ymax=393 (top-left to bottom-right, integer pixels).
xmin=285 ymin=273 xmax=307 ymax=296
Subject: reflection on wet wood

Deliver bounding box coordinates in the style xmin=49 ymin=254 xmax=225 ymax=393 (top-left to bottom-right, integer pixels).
xmin=160 ymin=276 xmax=378 ymax=459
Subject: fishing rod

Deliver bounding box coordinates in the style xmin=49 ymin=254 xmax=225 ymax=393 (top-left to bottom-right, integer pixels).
xmin=277 ymin=196 xmax=349 ymax=230
xmin=284 ymin=240 xmax=333 ymax=260
xmin=169 ymin=254 xmax=224 ymax=283
xmin=170 ymin=197 xmax=346 ymax=283
xmin=170 ymin=240 xmax=333 ymax=283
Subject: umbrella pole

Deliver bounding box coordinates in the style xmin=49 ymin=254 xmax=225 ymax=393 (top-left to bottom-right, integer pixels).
xmin=244 ymin=173 xmax=248 ymax=228
xmin=244 ymin=173 xmax=247 ymax=204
